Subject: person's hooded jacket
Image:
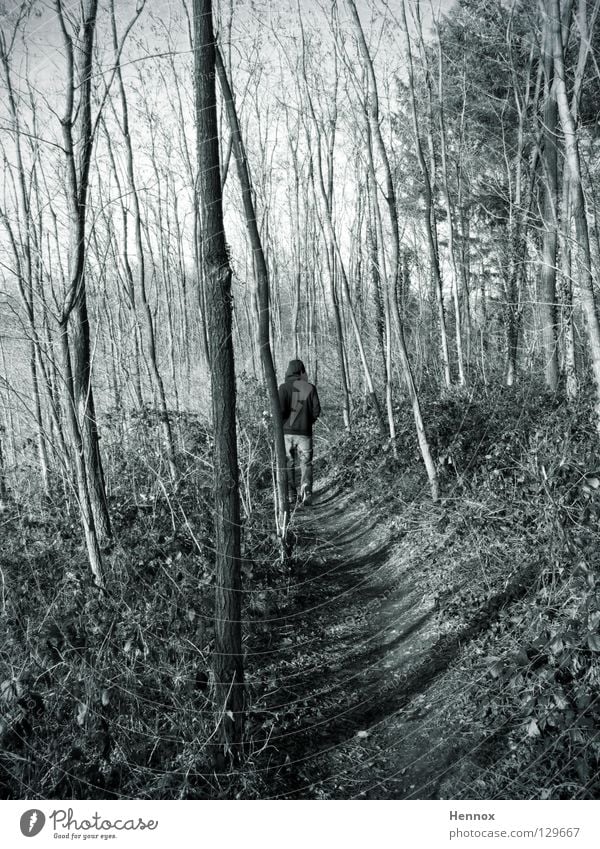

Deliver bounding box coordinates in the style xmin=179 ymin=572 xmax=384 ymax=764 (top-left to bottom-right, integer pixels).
xmin=278 ymin=359 xmax=321 ymax=437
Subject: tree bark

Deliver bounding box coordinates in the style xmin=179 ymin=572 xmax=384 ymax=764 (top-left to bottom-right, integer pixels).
xmin=436 ymin=31 xmax=466 ymax=386
xmin=0 ymin=35 xmax=50 ymax=496
xmin=109 ymin=0 xmax=177 ymax=481
xmin=214 ymin=44 xmax=290 ymax=545
xmin=297 ymin=2 xmax=382 ymax=431
xmin=55 ymin=0 xmax=111 ymax=584
xmin=539 ymin=24 xmax=560 ymax=391
xmin=400 ymin=0 xmax=451 ymax=390
xmin=194 ymin=0 xmax=244 ymax=760
xmin=347 ymin=0 xmax=439 ymax=500
xmin=550 ymin=0 xmax=600 ymax=427
xmin=558 ymin=167 xmax=577 ymax=398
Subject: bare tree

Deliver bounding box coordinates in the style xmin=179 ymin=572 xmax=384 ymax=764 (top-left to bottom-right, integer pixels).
xmin=194 ymin=0 xmax=244 ymax=760
xmin=346 ymin=0 xmax=439 ymax=500
xmin=400 ymin=0 xmax=452 ymax=390
xmin=55 ymin=0 xmax=110 ymax=586
xmin=108 ymin=0 xmax=177 ymax=481
xmin=0 ymin=21 xmax=51 ymax=496
xmin=297 ymin=2 xmax=385 ymax=432
xmin=435 ymin=23 xmax=467 ymax=386
xmin=538 ymin=13 xmax=560 ymax=391
xmin=550 ymin=0 xmax=600 ymax=428
xmin=214 ymin=43 xmax=290 ymax=546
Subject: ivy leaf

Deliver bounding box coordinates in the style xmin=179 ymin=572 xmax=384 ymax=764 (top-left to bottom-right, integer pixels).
xmin=588 ymin=611 xmax=600 ymax=630
xmin=548 ymin=635 xmax=563 ymax=655
xmin=586 ymin=633 xmax=600 ymax=652
xmin=512 ymin=648 xmax=529 ymax=667
xmin=552 ymin=689 xmax=568 ymax=710
xmin=487 ymin=657 xmax=504 ymax=678
xmin=526 ymin=718 xmax=541 ymax=738
xmin=0 ymin=679 xmax=21 ymax=705
xmin=563 ymin=630 xmax=579 ymax=648
xmin=569 ymin=727 xmax=585 ymax=744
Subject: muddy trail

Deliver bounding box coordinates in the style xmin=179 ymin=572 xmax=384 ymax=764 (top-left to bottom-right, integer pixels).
xmin=247 ymin=466 xmax=535 ymax=799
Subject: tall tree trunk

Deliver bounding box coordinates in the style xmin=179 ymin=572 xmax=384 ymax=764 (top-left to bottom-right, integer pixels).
xmin=101 ymin=119 xmax=145 ymax=409
xmin=215 ymin=44 xmax=290 ymax=545
xmin=321 ymin=212 xmax=352 ymax=430
xmin=366 ymin=171 xmax=387 ymax=384
xmin=312 ymin=143 xmax=383 ymax=430
xmin=347 ymin=0 xmax=439 ymax=500
xmin=109 ymin=0 xmax=177 ymax=481
xmin=437 ymin=30 xmax=466 ymax=386
xmin=297 ymin=2 xmax=381 ymax=430
xmin=59 ymin=321 xmax=104 ymax=586
xmin=550 ymin=0 xmax=600 ymax=427
xmin=0 ymin=36 xmax=50 ymax=496
xmin=539 ymin=29 xmax=560 ymax=391
xmin=362 ymin=120 xmax=396 ymax=450
xmin=559 ymin=169 xmax=577 ymax=398
xmin=0 ymin=424 xmax=7 ymax=503
xmin=56 ymin=0 xmax=111 ymax=584
xmin=194 ymin=0 xmax=243 ymax=760
xmin=400 ymin=0 xmax=451 ymax=390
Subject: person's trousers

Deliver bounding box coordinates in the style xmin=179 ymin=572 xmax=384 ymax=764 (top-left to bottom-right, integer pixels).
xmin=284 ymin=434 xmax=313 ymax=500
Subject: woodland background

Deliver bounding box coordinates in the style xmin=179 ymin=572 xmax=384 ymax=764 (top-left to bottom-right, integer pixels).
xmin=0 ymin=0 xmax=599 ymax=800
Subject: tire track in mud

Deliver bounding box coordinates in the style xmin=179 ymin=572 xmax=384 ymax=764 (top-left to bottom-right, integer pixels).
xmin=248 ymin=472 xmax=538 ymax=799
xmin=247 ymin=472 xmax=441 ymax=797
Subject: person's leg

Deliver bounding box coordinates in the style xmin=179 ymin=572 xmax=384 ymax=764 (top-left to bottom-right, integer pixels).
xmin=284 ymin=435 xmax=297 ymax=501
xmin=297 ymin=435 xmax=313 ymax=504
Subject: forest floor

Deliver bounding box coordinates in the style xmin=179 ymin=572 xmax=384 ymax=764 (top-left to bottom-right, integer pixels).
xmin=246 ymin=464 xmax=494 ymax=799
xmin=1 ymin=388 xmax=598 ymax=800
xmin=244 ymin=395 xmax=600 ymax=800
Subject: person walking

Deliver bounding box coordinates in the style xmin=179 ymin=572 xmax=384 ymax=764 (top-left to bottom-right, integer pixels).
xmin=278 ymin=359 xmax=321 ymax=506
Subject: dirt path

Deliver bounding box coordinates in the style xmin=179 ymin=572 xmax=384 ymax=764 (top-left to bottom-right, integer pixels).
xmin=248 ymin=469 xmax=473 ymax=799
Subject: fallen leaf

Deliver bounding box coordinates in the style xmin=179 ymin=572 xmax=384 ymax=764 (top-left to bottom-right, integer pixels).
xmin=587 ymin=633 xmax=600 ymax=652
xmin=76 ymin=702 xmax=88 ymax=726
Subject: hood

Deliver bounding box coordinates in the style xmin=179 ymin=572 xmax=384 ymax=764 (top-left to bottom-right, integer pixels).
xmin=285 ymin=358 xmax=305 ymax=378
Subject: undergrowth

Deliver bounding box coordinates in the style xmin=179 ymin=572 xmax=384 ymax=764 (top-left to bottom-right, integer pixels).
xmin=330 ymin=379 xmax=600 ymax=799
xmin=0 ymin=405 xmax=279 ymax=799
xmin=1 ymin=378 xmax=599 ymax=799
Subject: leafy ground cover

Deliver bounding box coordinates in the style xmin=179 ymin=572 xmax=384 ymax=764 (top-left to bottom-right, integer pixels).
xmin=313 ymin=380 xmax=600 ymax=799
xmin=0 ymin=382 xmax=598 ymax=799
